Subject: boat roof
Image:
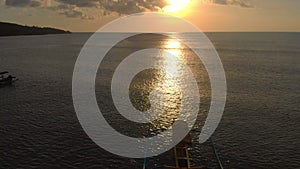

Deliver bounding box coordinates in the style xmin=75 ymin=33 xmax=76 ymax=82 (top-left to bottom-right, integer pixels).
xmin=0 ymin=71 xmax=9 ymax=75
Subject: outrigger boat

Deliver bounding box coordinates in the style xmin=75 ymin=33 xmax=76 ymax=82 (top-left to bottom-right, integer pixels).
xmin=0 ymin=71 xmax=18 ymax=86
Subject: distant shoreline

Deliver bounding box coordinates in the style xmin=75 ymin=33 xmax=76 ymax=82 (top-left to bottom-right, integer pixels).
xmin=0 ymin=21 xmax=71 ymax=37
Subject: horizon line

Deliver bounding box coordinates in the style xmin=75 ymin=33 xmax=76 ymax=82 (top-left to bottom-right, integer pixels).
xmin=72 ymin=31 xmax=300 ymax=33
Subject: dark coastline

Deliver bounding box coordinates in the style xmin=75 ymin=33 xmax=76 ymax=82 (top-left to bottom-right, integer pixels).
xmin=0 ymin=21 xmax=71 ymax=36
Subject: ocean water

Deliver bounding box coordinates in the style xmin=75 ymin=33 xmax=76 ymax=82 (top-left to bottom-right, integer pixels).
xmin=0 ymin=32 xmax=299 ymax=169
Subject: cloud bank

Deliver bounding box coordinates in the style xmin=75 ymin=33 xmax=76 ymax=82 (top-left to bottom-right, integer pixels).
xmin=5 ymin=0 xmax=42 ymax=7
xmin=2 ymin=0 xmax=253 ymax=19
xmin=212 ymin=0 xmax=253 ymax=8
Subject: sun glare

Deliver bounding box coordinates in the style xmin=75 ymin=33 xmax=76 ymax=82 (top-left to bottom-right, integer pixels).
xmin=163 ymin=0 xmax=191 ymax=13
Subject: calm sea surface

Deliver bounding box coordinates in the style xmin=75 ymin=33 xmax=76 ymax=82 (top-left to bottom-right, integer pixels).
xmin=0 ymin=33 xmax=299 ymax=169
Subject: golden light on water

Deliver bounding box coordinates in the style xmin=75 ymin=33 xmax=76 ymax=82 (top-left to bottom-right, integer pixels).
xmin=165 ymin=39 xmax=181 ymax=50
xmin=163 ymin=39 xmax=183 ymax=78
xmin=163 ymin=0 xmax=191 ymax=13
xmin=150 ymin=39 xmax=185 ymax=133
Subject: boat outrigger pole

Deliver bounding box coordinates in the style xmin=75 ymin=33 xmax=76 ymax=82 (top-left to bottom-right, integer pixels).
xmin=210 ymin=137 xmax=224 ymax=169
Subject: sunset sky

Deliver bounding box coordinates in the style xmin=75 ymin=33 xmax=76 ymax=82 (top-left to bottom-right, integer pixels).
xmin=0 ymin=0 xmax=299 ymax=32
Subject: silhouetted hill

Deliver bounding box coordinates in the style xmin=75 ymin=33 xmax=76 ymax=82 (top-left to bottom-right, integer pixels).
xmin=0 ymin=21 xmax=71 ymax=36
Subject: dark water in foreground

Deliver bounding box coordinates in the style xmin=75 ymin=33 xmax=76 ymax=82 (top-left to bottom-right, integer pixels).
xmin=0 ymin=33 xmax=299 ymax=169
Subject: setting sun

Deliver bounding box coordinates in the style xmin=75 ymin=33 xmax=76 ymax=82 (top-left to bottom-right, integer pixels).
xmin=163 ymin=0 xmax=191 ymax=13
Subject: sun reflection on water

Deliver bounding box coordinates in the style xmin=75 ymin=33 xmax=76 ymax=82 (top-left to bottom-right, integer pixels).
xmin=148 ymin=39 xmax=186 ymax=134
xmin=163 ymin=39 xmax=183 ymax=78
xmin=129 ymin=38 xmax=193 ymax=137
